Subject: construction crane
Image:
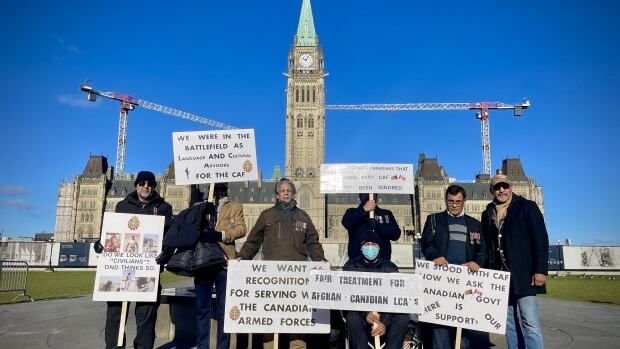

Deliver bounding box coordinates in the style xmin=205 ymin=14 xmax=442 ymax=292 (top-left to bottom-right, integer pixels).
xmin=80 ymin=82 xmax=236 ymax=174
xmin=325 ymin=100 xmax=530 ymax=175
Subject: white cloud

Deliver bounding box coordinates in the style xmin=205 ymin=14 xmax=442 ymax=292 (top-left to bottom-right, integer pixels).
xmin=0 ymin=185 xmax=30 ymax=196
xmin=58 ymin=94 xmax=97 ymax=109
xmin=56 ymin=36 xmax=82 ymax=54
xmin=1 ymin=199 xmax=35 ymax=211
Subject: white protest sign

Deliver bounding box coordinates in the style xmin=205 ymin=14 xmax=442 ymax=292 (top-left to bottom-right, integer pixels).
xmin=308 ymin=270 xmax=424 ymax=314
xmin=224 ymin=261 xmax=330 ymax=334
xmin=416 ymin=259 xmax=510 ymax=334
xmin=172 ymin=128 xmax=258 ymax=185
xmin=93 ymin=212 xmax=164 ymax=302
xmin=320 ymin=163 xmax=414 ymax=194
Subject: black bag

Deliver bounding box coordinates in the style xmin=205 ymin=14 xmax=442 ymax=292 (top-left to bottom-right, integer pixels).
xmin=165 ymin=242 xmax=227 ymax=277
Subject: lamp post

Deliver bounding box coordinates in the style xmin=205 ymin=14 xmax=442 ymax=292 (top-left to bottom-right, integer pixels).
xmin=45 ymin=238 xmax=55 ymax=272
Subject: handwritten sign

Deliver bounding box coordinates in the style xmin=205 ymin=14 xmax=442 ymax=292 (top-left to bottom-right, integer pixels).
xmin=224 ymin=261 xmax=330 ymax=334
xmin=307 ymin=270 xmax=424 ymax=314
xmin=93 ymin=213 xmax=164 ymax=302
xmin=416 ymin=260 xmax=510 ymax=334
xmin=320 ymin=163 xmax=414 ymax=194
xmin=172 ymin=129 xmax=258 ymax=185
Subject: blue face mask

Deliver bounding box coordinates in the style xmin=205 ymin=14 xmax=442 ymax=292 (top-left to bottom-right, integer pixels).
xmin=361 ymin=245 xmax=379 ymax=261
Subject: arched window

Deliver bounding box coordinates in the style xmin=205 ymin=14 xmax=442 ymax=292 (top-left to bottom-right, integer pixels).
xmin=301 ymin=87 xmax=305 ymax=102
xmin=313 ymin=88 xmax=316 ymax=102
xmin=306 ymin=88 xmax=310 ymax=102
xmin=296 ymin=89 xmax=299 ymax=102
xmin=307 ymin=116 xmax=314 ymax=128
xmin=297 ymin=116 xmax=303 ymax=128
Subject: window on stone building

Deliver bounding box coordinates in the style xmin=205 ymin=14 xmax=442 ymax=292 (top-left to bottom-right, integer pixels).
xmin=297 ymin=116 xmax=303 ymax=128
xmin=313 ymin=88 xmax=316 ymax=102
xmin=296 ymin=89 xmax=299 ymax=103
xmin=307 ymin=116 xmax=314 ymax=128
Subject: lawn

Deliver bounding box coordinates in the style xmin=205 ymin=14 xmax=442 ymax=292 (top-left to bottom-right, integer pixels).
xmin=1 ymin=272 xmax=618 ymax=306
xmin=0 ymin=271 xmax=191 ymax=304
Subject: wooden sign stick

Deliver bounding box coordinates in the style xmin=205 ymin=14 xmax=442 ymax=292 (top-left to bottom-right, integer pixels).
xmin=117 ymin=301 xmax=128 ymax=346
xmin=455 ymin=327 xmax=462 ymax=349
xmin=273 ymin=333 xmax=279 ymax=349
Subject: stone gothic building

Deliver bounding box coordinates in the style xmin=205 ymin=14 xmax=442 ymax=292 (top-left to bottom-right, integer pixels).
xmin=54 ymin=0 xmax=544 ymax=245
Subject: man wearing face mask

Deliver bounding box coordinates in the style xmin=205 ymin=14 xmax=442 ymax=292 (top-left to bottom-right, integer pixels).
xmin=342 ymin=193 xmax=401 ymax=261
xmin=342 ymin=240 xmax=409 ymax=349
xmin=238 ymin=178 xmax=325 ymax=348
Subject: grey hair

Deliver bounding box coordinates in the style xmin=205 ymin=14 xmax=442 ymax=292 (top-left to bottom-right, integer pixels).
xmin=275 ymin=178 xmax=296 ymax=195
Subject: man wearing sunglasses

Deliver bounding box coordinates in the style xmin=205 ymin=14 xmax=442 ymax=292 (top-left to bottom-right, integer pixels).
xmin=95 ymin=170 xmax=173 ymax=349
xmin=481 ymin=171 xmax=548 ymax=349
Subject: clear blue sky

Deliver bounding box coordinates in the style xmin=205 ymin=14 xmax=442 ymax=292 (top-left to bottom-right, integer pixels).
xmin=1 ymin=1 xmax=618 ymax=245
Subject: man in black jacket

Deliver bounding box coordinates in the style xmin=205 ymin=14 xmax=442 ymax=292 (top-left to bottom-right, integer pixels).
xmin=481 ymin=172 xmax=548 ymax=349
xmin=95 ymin=171 xmax=173 ymax=349
xmin=421 ymin=184 xmax=488 ymax=349
xmin=342 ymin=193 xmax=401 ymax=261
xmin=343 ymin=240 xmax=409 ymax=349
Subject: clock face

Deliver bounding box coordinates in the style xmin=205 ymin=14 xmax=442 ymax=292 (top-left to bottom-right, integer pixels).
xmin=299 ymin=53 xmax=313 ymax=68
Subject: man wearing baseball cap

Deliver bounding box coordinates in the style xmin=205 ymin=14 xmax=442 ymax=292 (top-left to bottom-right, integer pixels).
xmin=481 ymin=171 xmax=548 ymax=349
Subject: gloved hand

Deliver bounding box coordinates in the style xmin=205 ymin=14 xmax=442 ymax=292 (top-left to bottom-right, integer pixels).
xmin=93 ymin=240 xmax=104 ymax=254
xmin=155 ymin=246 xmax=175 ymax=265
xmin=200 ymin=229 xmax=223 ymax=243
xmin=368 ymin=218 xmax=378 ymax=230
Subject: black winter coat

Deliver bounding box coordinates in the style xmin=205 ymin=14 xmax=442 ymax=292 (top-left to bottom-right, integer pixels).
xmin=163 ymin=202 xmax=215 ymax=249
xmin=481 ymin=194 xmax=549 ymax=296
xmin=421 ymin=211 xmax=487 ymax=267
xmin=115 ymin=191 xmax=173 ymax=232
xmin=342 ymin=205 xmax=401 ymax=261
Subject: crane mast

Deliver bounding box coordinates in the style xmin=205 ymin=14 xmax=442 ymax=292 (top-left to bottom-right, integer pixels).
xmin=80 ymin=82 xmax=236 ymax=174
xmin=325 ymin=100 xmax=530 ymax=175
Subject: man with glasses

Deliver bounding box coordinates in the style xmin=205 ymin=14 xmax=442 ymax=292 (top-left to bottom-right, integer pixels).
xmin=94 ymin=170 xmax=173 ymax=349
xmin=481 ymin=172 xmax=548 ymax=349
xmin=238 ymin=178 xmax=325 ymax=349
xmin=420 ymin=184 xmax=487 ymax=348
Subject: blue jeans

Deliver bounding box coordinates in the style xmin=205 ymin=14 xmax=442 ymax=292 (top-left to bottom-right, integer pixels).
xmin=506 ymin=295 xmax=544 ymax=349
xmin=195 ymin=268 xmax=228 ymax=349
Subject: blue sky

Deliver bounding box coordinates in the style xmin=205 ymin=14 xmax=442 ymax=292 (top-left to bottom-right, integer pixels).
xmin=0 ymin=1 xmax=618 ymax=245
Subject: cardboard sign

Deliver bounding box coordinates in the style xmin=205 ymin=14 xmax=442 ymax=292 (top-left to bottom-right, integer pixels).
xmin=320 ymin=163 xmax=414 ymax=194
xmin=307 ymin=270 xmax=424 ymax=314
xmin=93 ymin=212 xmax=164 ymax=302
xmin=416 ymin=260 xmax=510 ymax=334
xmin=172 ymin=129 xmax=258 ymax=185
xmin=224 ymin=261 xmax=331 ymax=334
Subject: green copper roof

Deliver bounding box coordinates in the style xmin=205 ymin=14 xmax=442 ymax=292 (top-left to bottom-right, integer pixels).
xmin=296 ymin=0 xmax=317 ymax=47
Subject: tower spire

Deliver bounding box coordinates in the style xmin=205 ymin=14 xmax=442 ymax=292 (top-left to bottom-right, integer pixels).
xmin=295 ymin=0 xmax=317 ymax=47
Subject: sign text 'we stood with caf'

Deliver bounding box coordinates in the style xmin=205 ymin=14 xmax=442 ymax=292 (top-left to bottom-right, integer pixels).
xmin=172 ymin=129 xmax=258 ymax=185
xmin=93 ymin=212 xmax=164 ymax=302
xmin=224 ymin=261 xmax=331 ymax=334
xmin=308 ymin=270 xmax=424 ymax=314
xmin=416 ymin=260 xmax=511 ymax=334
xmin=320 ymin=163 xmax=414 ymax=194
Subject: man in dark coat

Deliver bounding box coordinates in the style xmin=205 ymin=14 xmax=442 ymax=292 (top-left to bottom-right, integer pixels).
xmin=481 ymin=172 xmax=548 ymax=349
xmin=421 ymin=184 xmax=488 ymax=349
xmin=343 ymin=240 xmax=409 ymax=349
xmin=95 ymin=171 xmax=173 ymax=349
xmin=342 ymin=193 xmax=401 ymax=261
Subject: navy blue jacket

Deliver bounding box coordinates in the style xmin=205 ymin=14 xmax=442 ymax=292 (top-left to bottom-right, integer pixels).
xmin=115 ymin=191 xmax=173 ymax=232
xmin=342 ymin=205 xmax=401 ymax=261
xmin=481 ymin=195 xmax=549 ymax=296
xmin=420 ymin=211 xmax=487 ymax=267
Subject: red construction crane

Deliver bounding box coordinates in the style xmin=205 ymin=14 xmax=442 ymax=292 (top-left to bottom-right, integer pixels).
xmin=325 ymin=100 xmax=530 ymax=175
xmin=80 ymin=82 xmax=236 ymax=174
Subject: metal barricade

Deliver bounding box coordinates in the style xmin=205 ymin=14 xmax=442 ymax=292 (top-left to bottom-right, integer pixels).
xmin=0 ymin=260 xmax=33 ymax=301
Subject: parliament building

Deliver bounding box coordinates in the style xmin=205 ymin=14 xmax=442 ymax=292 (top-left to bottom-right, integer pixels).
xmin=53 ymin=0 xmax=544 ymax=245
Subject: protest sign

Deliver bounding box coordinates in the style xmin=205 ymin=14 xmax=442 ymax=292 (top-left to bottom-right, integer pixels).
xmin=93 ymin=212 xmax=164 ymax=302
xmin=224 ymin=261 xmax=330 ymax=334
xmin=416 ymin=259 xmax=510 ymax=334
xmin=172 ymin=128 xmax=258 ymax=185
xmin=308 ymin=270 xmax=424 ymax=314
xmin=320 ymin=163 xmax=414 ymax=194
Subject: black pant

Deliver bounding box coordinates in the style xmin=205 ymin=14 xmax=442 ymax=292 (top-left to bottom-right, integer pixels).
xmin=105 ymin=301 xmax=159 ymax=349
xmin=345 ymin=312 xmax=409 ymax=349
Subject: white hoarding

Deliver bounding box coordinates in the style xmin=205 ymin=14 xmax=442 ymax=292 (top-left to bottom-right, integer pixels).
xmin=308 ymin=270 xmax=424 ymax=314
xmin=93 ymin=212 xmax=164 ymax=302
xmin=224 ymin=261 xmax=331 ymax=334
xmin=416 ymin=260 xmax=511 ymax=334
xmin=172 ymin=129 xmax=258 ymax=185
xmin=562 ymin=246 xmax=619 ymax=270
xmin=320 ymin=163 xmax=414 ymax=194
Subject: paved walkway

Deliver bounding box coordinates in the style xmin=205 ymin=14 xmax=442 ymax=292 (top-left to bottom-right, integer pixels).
xmin=1 ymin=283 xmax=618 ymax=348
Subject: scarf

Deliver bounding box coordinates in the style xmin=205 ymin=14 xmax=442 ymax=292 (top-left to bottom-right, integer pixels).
xmin=493 ymin=200 xmax=511 ymax=230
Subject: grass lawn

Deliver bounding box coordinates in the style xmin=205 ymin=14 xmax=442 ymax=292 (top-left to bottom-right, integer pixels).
xmin=0 ymin=271 xmax=191 ymax=305
xmin=1 ymin=271 xmax=618 ymax=306
xmin=541 ymin=275 xmax=620 ymax=305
